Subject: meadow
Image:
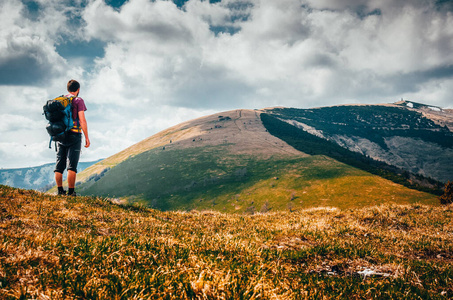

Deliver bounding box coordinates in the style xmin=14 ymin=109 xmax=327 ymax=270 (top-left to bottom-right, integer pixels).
xmin=1 ymin=185 xmax=452 ymax=299
xmin=77 ymin=147 xmax=437 ymax=213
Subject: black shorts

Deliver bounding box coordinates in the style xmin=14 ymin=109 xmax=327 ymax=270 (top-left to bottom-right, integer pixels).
xmin=54 ymin=132 xmax=82 ymax=174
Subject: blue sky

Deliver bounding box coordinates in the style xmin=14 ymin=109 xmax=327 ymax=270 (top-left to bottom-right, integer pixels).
xmin=1 ymin=0 xmax=453 ymax=168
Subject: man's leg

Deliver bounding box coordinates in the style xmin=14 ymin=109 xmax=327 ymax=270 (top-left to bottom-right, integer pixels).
xmin=55 ymin=172 xmax=63 ymax=187
xmin=55 ymin=142 xmax=68 ymax=195
xmin=68 ymin=170 xmax=76 ymax=189
xmin=67 ymin=133 xmax=82 ymax=196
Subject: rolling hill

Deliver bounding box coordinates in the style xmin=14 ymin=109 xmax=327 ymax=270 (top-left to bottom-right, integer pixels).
xmin=58 ymin=102 xmax=453 ymax=212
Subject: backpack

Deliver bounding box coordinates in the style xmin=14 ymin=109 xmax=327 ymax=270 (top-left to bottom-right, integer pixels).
xmin=43 ymin=95 xmax=75 ymax=149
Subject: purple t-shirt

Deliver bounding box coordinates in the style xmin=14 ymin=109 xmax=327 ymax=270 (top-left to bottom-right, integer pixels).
xmin=67 ymin=95 xmax=87 ymax=133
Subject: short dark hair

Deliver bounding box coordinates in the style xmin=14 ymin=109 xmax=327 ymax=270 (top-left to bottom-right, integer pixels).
xmin=67 ymin=80 xmax=80 ymax=93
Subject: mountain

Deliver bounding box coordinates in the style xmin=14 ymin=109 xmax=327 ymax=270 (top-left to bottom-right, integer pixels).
xmin=62 ymin=102 xmax=452 ymax=212
xmin=0 ymin=159 xmax=101 ymax=191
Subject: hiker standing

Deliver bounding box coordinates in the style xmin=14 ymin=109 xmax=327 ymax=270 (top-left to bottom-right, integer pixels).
xmin=54 ymin=80 xmax=90 ymax=196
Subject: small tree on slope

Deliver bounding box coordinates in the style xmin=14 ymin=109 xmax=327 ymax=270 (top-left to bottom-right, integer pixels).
xmin=439 ymin=181 xmax=453 ymax=205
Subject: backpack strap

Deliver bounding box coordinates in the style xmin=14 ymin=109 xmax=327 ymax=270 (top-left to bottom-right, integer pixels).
xmin=49 ymin=136 xmax=58 ymax=151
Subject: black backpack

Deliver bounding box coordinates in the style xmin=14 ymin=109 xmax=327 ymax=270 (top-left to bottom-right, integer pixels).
xmin=43 ymin=95 xmax=74 ymax=148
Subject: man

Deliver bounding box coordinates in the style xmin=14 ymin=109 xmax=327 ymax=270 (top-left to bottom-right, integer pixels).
xmin=55 ymin=79 xmax=90 ymax=196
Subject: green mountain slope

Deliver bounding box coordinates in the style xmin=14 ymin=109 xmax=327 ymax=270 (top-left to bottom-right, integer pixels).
xmin=78 ymin=147 xmax=437 ymax=212
xmin=71 ymin=108 xmax=439 ymax=212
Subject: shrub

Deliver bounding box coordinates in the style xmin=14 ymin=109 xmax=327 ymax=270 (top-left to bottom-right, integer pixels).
xmin=439 ymin=181 xmax=453 ymax=204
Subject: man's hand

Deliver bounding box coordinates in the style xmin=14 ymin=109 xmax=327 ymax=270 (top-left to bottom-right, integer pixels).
xmin=85 ymin=137 xmax=90 ymax=148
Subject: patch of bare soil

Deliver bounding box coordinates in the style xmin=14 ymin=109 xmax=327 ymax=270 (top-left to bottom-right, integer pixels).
xmin=111 ymin=109 xmax=305 ymax=162
xmin=419 ymin=108 xmax=453 ymax=131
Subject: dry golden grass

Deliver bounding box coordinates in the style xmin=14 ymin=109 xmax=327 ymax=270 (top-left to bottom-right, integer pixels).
xmin=1 ymin=185 xmax=452 ymax=299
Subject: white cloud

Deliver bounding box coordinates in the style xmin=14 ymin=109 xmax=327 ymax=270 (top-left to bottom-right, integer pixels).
xmin=0 ymin=114 xmax=36 ymax=132
xmin=83 ymin=0 xmax=206 ymax=43
xmin=0 ymin=2 xmax=62 ymax=84
xmin=403 ymin=77 xmax=453 ymax=108
xmin=81 ymin=0 xmax=257 ymax=110
xmin=82 ymin=0 xmax=453 ymax=109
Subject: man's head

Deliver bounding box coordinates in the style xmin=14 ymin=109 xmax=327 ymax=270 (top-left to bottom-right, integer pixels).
xmin=67 ymin=80 xmax=80 ymax=95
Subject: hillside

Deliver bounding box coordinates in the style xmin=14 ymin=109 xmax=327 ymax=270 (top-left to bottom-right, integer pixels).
xmin=67 ymin=109 xmax=302 ymax=186
xmin=1 ymin=185 xmax=452 ymax=299
xmin=265 ymin=102 xmax=453 ymax=183
xmin=67 ymin=107 xmax=440 ymax=212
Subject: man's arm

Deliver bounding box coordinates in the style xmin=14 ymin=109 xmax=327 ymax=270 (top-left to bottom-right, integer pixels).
xmin=78 ymin=110 xmax=90 ymax=148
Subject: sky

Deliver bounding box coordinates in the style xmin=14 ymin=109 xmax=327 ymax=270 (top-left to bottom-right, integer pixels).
xmin=1 ymin=0 xmax=453 ymax=169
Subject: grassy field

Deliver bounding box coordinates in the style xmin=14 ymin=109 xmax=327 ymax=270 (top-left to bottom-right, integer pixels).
xmin=76 ymin=146 xmax=437 ymax=213
xmin=1 ymin=185 xmax=452 ymax=299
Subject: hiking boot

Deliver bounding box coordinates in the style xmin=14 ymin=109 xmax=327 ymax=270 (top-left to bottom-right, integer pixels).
xmin=58 ymin=189 xmax=67 ymax=195
xmin=68 ymin=191 xmax=77 ymax=197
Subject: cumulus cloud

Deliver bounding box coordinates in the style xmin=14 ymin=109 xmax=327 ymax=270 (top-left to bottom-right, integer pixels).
xmin=81 ymin=0 xmax=453 ymax=109
xmin=0 ymin=2 xmax=60 ymax=85
xmin=1 ymin=0 xmax=453 ymax=169
xmin=83 ymin=0 xmax=201 ymax=43
xmin=0 ymin=0 xmax=85 ymax=85
xmin=81 ymin=0 xmax=256 ymax=110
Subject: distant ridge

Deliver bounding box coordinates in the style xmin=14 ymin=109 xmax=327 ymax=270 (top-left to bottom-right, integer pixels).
xmin=394 ymin=100 xmax=453 ymax=131
xmin=394 ymin=99 xmax=443 ymax=111
xmin=1 ymin=160 xmax=102 ymax=191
